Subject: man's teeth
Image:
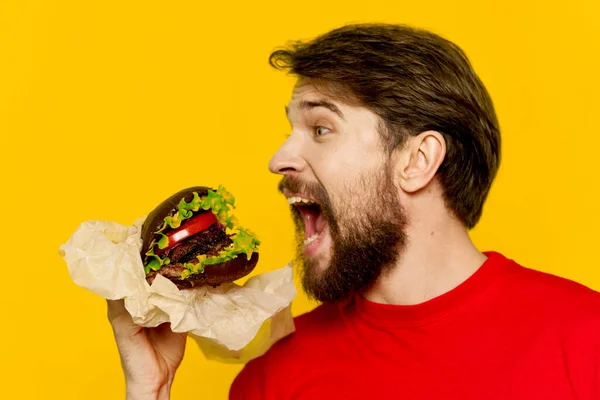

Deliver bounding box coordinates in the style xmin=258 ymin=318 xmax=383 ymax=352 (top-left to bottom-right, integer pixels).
xmin=303 ymin=233 xmax=319 ymax=246
xmin=287 ymin=196 xmax=315 ymax=205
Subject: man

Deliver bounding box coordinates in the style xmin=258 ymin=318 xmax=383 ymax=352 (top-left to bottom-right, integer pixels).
xmin=107 ymin=24 xmax=600 ymax=399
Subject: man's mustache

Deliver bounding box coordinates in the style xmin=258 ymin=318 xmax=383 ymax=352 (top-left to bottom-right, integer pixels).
xmin=278 ymin=176 xmax=310 ymax=195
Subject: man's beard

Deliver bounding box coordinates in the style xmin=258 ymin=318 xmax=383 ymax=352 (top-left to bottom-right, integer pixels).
xmin=279 ymin=165 xmax=407 ymax=303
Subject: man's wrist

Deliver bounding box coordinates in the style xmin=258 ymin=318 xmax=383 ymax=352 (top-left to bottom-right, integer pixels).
xmin=126 ymin=380 xmax=172 ymax=400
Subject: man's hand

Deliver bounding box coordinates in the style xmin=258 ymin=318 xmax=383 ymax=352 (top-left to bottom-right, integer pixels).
xmin=107 ymin=300 xmax=187 ymax=400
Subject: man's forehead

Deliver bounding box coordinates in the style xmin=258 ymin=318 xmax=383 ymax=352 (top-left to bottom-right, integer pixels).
xmin=288 ymin=79 xmax=354 ymax=110
xmin=290 ymin=80 xmax=330 ymax=102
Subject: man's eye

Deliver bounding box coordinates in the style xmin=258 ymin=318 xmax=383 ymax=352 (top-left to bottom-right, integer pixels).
xmin=314 ymin=126 xmax=331 ymax=136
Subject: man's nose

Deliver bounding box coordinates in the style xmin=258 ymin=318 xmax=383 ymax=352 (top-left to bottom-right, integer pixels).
xmin=268 ymin=134 xmax=306 ymax=175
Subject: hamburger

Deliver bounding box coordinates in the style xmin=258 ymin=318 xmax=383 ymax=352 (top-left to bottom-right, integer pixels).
xmin=141 ymin=186 xmax=260 ymax=289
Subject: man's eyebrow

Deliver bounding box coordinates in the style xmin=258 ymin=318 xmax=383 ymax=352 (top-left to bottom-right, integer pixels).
xmin=285 ymin=99 xmax=346 ymax=121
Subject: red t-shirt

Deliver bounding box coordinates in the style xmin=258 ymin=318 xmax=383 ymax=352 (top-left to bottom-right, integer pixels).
xmin=230 ymin=252 xmax=600 ymax=399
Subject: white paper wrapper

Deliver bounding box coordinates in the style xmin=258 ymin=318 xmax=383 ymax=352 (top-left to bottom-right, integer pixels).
xmin=59 ymin=218 xmax=296 ymax=361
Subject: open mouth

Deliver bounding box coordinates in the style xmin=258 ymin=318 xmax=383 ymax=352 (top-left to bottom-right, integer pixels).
xmin=287 ymin=196 xmax=328 ymax=248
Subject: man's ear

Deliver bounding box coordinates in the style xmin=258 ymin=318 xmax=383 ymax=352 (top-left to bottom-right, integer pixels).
xmin=394 ymin=131 xmax=446 ymax=193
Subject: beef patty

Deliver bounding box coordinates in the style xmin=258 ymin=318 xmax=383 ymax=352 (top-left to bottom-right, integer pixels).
xmin=164 ymin=224 xmax=232 ymax=263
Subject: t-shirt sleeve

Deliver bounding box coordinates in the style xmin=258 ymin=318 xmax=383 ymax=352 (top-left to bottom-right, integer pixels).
xmin=229 ymin=356 xmax=268 ymax=400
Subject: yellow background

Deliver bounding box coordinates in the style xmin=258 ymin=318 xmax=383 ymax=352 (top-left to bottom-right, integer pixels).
xmin=1 ymin=0 xmax=598 ymax=398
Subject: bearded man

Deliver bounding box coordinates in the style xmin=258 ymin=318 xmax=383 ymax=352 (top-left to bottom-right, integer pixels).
xmin=107 ymin=24 xmax=600 ymax=400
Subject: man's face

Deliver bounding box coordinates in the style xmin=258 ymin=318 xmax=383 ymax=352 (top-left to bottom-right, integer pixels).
xmin=269 ymin=80 xmax=407 ymax=303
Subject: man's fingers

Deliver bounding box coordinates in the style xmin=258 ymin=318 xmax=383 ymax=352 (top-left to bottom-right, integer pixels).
xmin=107 ymin=299 xmax=144 ymax=344
xmin=106 ymin=299 xmax=128 ymax=323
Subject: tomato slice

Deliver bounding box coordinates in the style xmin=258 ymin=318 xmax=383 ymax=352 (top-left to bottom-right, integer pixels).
xmin=156 ymin=211 xmax=218 ymax=254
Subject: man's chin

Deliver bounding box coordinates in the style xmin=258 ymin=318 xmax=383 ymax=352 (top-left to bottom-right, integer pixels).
xmin=296 ymin=250 xmax=332 ymax=299
xmin=296 ymin=250 xmax=329 ymax=277
xmin=304 ymin=258 xmax=330 ymax=280
xmin=300 ymin=229 xmax=333 ymax=273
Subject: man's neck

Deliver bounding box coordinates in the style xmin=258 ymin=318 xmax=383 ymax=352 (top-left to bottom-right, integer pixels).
xmin=363 ymin=217 xmax=486 ymax=306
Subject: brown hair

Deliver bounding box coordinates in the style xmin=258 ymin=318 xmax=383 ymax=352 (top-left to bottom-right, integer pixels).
xmin=269 ymin=24 xmax=501 ymax=229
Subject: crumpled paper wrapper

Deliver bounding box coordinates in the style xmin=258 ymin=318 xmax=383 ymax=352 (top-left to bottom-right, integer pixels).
xmin=59 ymin=217 xmax=296 ymax=363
